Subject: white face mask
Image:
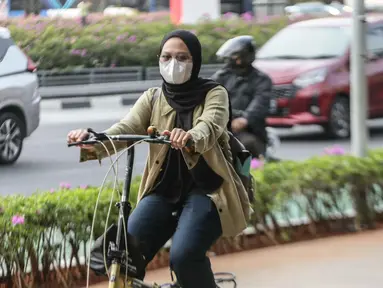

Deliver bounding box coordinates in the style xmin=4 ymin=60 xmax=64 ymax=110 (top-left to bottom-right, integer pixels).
xmin=159 ymin=58 xmax=193 ymax=85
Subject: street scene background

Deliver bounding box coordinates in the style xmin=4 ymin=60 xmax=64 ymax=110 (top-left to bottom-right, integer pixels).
xmin=1 ymin=0 xmax=383 ymax=288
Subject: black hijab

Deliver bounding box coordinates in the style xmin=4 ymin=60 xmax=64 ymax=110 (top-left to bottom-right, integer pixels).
xmin=159 ymin=30 xmax=220 ymax=130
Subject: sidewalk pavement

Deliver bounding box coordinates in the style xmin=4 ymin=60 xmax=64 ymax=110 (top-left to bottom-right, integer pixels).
xmin=88 ymin=229 xmax=383 ymax=288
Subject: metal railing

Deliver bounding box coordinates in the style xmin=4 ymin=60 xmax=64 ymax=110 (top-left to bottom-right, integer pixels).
xmin=38 ymin=66 xmax=145 ymax=87
xmin=253 ymin=0 xmax=288 ymax=18
xmin=38 ymin=64 xmax=225 ymax=100
xmin=38 ymin=64 xmax=225 ymax=87
xmin=39 ymin=80 xmax=162 ymax=99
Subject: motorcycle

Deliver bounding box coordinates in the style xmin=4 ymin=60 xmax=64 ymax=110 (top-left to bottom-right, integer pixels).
xmin=231 ymin=108 xmax=281 ymax=162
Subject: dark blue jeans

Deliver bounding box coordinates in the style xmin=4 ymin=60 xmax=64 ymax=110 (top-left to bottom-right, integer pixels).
xmin=128 ymin=193 xmax=222 ymax=288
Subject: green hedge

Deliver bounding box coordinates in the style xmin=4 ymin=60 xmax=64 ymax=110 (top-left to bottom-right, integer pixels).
xmin=252 ymin=149 xmax=383 ymax=231
xmin=1 ymin=148 xmax=383 ymax=286
xmin=0 ymin=178 xmax=141 ymax=286
xmin=0 ymin=13 xmax=295 ymax=70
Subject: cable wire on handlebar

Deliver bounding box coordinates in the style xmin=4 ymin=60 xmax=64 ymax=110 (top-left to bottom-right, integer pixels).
xmin=103 ymin=137 xmax=144 ymax=286
xmin=100 ymin=137 xmax=119 ymax=282
xmin=84 ymin=138 xmax=146 ymax=288
xmin=99 ymin=136 xmax=129 ymax=286
xmin=85 ymin=139 xmax=118 ymax=287
xmin=102 ymin=140 xmax=146 ymax=287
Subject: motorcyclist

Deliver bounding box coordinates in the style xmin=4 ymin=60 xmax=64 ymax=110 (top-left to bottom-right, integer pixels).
xmin=211 ymin=35 xmax=273 ymax=159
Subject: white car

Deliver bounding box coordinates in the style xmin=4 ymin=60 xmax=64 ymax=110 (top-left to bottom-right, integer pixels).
xmin=284 ymin=1 xmax=346 ymax=19
xmin=0 ymin=27 xmax=40 ymax=165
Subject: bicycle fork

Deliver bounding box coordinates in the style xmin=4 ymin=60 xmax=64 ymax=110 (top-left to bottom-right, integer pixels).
xmin=108 ymin=262 xmax=124 ymax=288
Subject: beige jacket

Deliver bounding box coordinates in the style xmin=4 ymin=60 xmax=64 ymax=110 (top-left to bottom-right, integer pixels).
xmin=80 ymin=86 xmax=252 ymax=237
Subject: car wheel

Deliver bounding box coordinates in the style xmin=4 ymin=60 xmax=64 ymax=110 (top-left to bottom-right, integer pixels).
xmin=324 ymin=97 xmax=350 ymax=139
xmin=0 ymin=113 xmax=24 ymax=165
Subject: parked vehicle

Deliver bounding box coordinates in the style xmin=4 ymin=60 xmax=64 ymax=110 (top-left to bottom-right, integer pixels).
xmin=0 ymin=27 xmax=40 ymax=164
xmin=254 ymin=15 xmax=383 ymax=139
xmin=284 ymin=1 xmax=346 ymax=19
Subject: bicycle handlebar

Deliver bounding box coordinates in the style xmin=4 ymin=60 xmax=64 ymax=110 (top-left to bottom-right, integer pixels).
xmin=67 ymin=126 xmax=195 ymax=152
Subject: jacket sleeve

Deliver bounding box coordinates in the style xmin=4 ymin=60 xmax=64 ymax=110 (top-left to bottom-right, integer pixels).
xmin=243 ymin=74 xmax=273 ymax=124
xmin=187 ymin=86 xmax=229 ymax=154
xmin=79 ymin=88 xmax=153 ymax=163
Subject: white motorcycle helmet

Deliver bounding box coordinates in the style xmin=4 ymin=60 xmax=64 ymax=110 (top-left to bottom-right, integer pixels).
xmin=216 ymin=35 xmax=256 ymax=68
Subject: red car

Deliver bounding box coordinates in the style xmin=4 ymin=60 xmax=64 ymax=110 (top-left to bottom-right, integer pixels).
xmin=253 ymin=14 xmax=383 ymax=138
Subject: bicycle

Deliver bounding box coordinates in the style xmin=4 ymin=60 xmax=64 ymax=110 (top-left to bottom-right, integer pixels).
xmin=68 ymin=126 xmax=238 ymax=288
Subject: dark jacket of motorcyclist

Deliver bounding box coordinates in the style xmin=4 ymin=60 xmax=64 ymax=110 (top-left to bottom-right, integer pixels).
xmin=211 ymin=36 xmax=273 ymax=156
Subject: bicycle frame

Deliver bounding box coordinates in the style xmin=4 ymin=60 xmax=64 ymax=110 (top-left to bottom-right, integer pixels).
xmin=107 ymin=146 xmax=163 ymax=288
xmin=107 ymin=143 xmax=134 ymax=288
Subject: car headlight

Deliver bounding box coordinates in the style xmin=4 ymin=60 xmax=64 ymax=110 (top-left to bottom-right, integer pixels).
xmin=326 ymin=6 xmax=341 ymax=15
xmin=293 ymin=68 xmax=328 ymax=88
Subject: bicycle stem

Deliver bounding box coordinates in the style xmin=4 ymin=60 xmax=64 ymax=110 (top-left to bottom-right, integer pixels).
xmin=116 ymin=146 xmax=134 ymax=250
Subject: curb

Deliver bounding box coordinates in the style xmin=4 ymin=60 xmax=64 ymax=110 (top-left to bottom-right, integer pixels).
xmin=61 ymin=97 xmax=92 ymax=109
xmin=42 ymin=94 xmax=142 ymax=110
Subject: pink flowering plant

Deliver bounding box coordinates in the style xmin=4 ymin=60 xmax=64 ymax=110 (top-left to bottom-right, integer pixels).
xmin=0 ymin=178 xmax=140 ymax=287
xmin=324 ymin=145 xmax=346 ymax=155
xmin=0 ymin=12 xmax=310 ymax=70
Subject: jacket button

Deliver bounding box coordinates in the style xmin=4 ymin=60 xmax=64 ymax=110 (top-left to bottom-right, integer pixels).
xmin=219 ymin=208 xmax=223 ymax=213
xmin=155 ymin=160 xmax=159 ymax=164
xmin=188 ymin=162 xmax=192 ymax=166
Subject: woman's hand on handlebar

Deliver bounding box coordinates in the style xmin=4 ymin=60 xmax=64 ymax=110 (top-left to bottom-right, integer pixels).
xmin=67 ymin=129 xmax=93 ymax=150
xmin=162 ymin=128 xmax=193 ymax=150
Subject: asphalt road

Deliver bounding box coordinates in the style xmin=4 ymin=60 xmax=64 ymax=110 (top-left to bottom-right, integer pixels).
xmin=0 ymin=118 xmax=149 ymax=196
xmin=1 ymin=104 xmax=383 ymax=196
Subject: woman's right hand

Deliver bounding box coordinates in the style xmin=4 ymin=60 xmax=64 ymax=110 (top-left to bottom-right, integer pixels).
xmin=67 ymin=129 xmax=94 ymax=150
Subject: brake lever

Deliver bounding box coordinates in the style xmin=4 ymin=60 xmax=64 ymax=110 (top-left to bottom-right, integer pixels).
xmin=87 ymin=128 xmax=107 ymax=140
xmin=67 ymin=138 xmax=99 ymax=147
xmin=67 ymin=128 xmax=106 ymax=147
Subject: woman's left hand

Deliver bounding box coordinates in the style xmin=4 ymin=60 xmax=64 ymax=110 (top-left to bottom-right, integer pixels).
xmin=164 ymin=128 xmax=193 ymax=150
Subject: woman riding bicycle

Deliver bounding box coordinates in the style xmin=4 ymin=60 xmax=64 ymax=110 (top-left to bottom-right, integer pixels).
xmin=67 ymin=30 xmax=251 ymax=288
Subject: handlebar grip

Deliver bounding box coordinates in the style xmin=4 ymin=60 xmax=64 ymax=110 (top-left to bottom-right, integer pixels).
xmin=67 ymin=138 xmax=98 ymax=147
xmin=161 ymin=131 xmax=194 ymax=152
xmin=161 ymin=131 xmax=193 ymax=146
xmin=67 ymin=142 xmax=80 ymax=147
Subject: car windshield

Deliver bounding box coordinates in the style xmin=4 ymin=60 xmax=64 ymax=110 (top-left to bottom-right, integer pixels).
xmin=256 ymin=26 xmax=350 ymax=60
xmin=296 ymin=2 xmax=326 ymax=12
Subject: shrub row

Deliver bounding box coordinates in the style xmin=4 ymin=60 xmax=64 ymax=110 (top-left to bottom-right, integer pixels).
xmin=0 ymin=13 xmax=297 ymax=70
xmin=1 ymin=148 xmax=382 ymax=287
